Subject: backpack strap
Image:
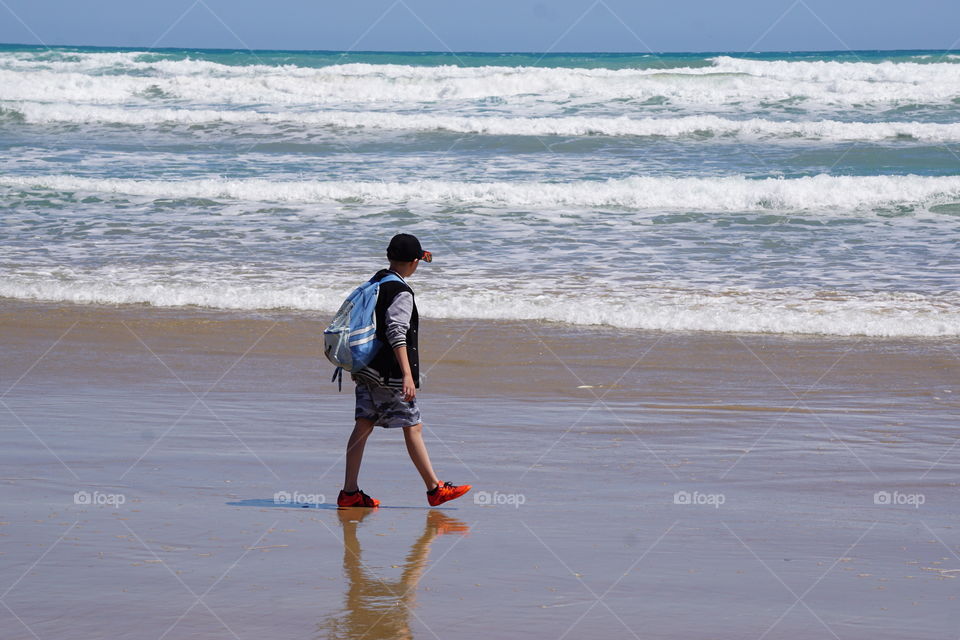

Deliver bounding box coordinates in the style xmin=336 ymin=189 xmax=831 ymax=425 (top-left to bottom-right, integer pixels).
xmin=376 ymin=273 xmax=403 ymax=286
xmin=331 ymin=366 xmax=343 ymax=392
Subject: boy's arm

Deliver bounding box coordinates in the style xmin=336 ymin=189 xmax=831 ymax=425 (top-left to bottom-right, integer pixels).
xmin=385 ymin=291 xmax=415 ymax=401
xmin=393 ymin=344 xmax=416 ymax=402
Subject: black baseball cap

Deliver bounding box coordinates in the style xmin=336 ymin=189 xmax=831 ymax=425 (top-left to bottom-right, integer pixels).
xmin=387 ymin=233 xmax=432 ymax=263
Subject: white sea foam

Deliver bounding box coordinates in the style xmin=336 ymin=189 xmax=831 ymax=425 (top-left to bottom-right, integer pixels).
xmin=3 ymin=50 xmax=958 ymax=339
xmin=0 ymin=274 xmax=956 ymax=337
xmin=9 ymin=102 xmax=960 ymax=142
xmin=708 ymin=55 xmax=960 ymax=83
xmin=5 ymin=173 xmax=960 ymax=213
xmin=4 ymin=49 xmax=960 ymax=82
xmin=3 ymin=53 xmax=960 ymax=107
xmin=427 ymin=287 xmax=960 ymax=338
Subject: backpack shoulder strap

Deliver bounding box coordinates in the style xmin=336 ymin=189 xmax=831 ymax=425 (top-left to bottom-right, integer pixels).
xmin=376 ymin=273 xmax=403 ymax=286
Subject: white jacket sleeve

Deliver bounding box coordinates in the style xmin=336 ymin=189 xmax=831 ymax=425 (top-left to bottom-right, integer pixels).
xmin=384 ymin=291 xmax=413 ymax=348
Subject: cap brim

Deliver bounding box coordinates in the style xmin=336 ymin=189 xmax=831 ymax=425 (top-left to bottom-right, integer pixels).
xmin=421 ymin=250 xmax=432 ymax=263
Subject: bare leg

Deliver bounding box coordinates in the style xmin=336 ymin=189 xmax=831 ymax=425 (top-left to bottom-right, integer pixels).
xmin=343 ymin=418 xmax=375 ymax=493
xmin=402 ymin=423 xmax=439 ymax=491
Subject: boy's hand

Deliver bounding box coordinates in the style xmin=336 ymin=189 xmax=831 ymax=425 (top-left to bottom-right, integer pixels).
xmin=402 ymin=374 xmax=416 ymax=402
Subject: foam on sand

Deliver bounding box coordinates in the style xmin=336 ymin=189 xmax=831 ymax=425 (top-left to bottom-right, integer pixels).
xmin=0 ymin=274 xmax=956 ymax=338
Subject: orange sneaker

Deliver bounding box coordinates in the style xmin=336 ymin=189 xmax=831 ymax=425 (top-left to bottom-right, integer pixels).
xmin=337 ymin=489 xmax=380 ymax=508
xmin=427 ymin=481 xmax=471 ymax=507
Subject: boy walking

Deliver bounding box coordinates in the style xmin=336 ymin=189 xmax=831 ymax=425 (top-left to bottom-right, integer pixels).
xmin=337 ymin=234 xmax=471 ymax=508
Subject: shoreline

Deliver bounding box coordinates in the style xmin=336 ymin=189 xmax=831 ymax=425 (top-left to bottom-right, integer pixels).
xmin=3 ymin=298 xmax=956 ymax=421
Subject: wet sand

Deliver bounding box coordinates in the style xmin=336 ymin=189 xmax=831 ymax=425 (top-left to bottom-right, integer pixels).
xmin=1 ymin=300 xmax=958 ymax=639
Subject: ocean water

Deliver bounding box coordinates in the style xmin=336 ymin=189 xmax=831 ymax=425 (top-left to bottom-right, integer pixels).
xmin=1 ymin=44 xmax=959 ymax=337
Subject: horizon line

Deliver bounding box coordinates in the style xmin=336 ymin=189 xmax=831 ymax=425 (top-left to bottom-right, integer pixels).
xmin=0 ymin=41 xmax=954 ymax=56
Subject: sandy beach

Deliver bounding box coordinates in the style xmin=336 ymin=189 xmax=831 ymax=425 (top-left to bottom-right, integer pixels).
xmin=0 ymin=299 xmax=957 ymax=639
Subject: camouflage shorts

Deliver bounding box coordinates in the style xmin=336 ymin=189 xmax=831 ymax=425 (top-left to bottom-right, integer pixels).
xmin=354 ymin=382 xmax=422 ymax=429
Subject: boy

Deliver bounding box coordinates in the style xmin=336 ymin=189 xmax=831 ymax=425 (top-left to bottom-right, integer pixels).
xmin=337 ymin=233 xmax=471 ymax=508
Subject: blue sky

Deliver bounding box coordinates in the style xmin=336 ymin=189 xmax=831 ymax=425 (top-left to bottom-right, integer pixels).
xmin=1 ymin=0 xmax=958 ymax=52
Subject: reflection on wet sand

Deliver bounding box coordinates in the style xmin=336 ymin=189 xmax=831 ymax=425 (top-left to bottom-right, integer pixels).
xmin=318 ymin=509 xmax=470 ymax=640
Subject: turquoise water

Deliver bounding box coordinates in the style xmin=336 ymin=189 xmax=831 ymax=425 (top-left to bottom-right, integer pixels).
xmin=1 ymin=44 xmax=958 ymax=336
xmin=1 ymin=42 xmax=953 ymax=68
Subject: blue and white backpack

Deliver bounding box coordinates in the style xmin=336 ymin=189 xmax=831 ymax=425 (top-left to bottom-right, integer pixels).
xmin=324 ymin=273 xmax=402 ymax=389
